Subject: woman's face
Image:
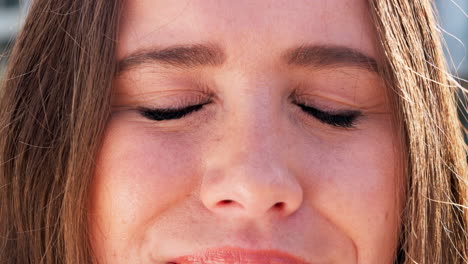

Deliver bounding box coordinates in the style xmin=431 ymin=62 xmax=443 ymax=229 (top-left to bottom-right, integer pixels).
xmin=89 ymin=0 xmax=402 ymax=263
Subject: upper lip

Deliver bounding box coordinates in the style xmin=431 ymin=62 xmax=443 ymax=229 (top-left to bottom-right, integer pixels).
xmin=167 ymin=246 xmax=311 ymax=264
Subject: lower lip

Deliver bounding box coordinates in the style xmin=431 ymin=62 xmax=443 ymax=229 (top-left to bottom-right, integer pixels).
xmin=168 ymin=247 xmax=310 ymax=264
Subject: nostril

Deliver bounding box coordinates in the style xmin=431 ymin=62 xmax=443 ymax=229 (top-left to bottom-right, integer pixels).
xmin=215 ymin=199 xmax=245 ymax=210
xmin=216 ymin=199 xmax=243 ymax=209
xmin=219 ymin=199 xmax=234 ymax=205
xmin=273 ymin=202 xmax=285 ymax=209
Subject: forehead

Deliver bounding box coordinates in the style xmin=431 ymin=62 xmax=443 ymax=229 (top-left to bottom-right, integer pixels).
xmin=118 ymin=0 xmax=377 ymax=60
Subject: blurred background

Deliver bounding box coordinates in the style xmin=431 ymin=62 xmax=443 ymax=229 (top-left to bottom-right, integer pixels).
xmin=0 ymin=0 xmax=28 ymax=73
xmin=0 ymin=0 xmax=467 ymax=131
xmin=436 ymin=1 xmax=468 ymax=142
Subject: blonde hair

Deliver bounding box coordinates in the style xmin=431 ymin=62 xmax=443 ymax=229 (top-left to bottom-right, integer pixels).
xmin=368 ymin=1 xmax=467 ymax=262
xmin=0 ymin=0 xmax=466 ymax=263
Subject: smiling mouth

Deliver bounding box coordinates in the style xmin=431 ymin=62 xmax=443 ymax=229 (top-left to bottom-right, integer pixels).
xmin=166 ymin=246 xmax=311 ymax=264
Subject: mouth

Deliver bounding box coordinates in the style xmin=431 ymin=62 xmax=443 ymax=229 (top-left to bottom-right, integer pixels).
xmin=166 ymin=246 xmax=311 ymax=264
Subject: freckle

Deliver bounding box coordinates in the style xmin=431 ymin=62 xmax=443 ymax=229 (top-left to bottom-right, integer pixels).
xmin=385 ymin=212 xmax=389 ymax=221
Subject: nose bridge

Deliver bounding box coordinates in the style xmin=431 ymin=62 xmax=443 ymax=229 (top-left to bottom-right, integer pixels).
xmin=225 ymin=73 xmax=285 ymax=150
xmin=200 ymin=98 xmax=303 ymax=219
xmin=229 ymin=106 xmax=279 ymax=157
xmin=218 ymin=84 xmax=286 ymax=180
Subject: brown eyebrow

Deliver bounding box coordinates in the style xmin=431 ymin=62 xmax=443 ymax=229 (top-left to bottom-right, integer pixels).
xmin=117 ymin=43 xmax=225 ymax=73
xmin=283 ymin=44 xmax=379 ymax=73
xmin=117 ymin=43 xmax=379 ymax=74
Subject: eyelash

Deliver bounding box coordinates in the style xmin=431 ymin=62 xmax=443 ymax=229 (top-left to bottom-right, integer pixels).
xmin=139 ymin=103 xmax=209 ymax=121
xmin=294 ymin=102 xmax=361 ymax=128
xmin=138 ymin=101 xmax=361 ymax=128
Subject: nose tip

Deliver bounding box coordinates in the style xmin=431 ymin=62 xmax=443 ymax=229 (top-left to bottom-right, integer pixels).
xmin=199 ymin=99 xmax=303 ymax=219
xmin=200 ymin=160 xmax=303 ymax=218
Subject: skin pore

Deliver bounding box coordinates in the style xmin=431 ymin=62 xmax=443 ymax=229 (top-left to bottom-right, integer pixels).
xmin=88 ymin=0 xmax=402 ymax=263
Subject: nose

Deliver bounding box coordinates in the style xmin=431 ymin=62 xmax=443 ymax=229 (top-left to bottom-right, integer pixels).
xmin=200 ymin=114 xmax=303 ymax=219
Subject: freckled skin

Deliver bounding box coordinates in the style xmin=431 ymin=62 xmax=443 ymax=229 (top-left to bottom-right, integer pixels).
xmin=88 ymin=1 xmax=402 ymax=263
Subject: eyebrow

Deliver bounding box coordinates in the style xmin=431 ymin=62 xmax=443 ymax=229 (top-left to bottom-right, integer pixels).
xmin=283 ymin=45 xmax=379 ymax=73
xmin=117 ymin=44 xmax=225 ymax=73
xmin=117 ymin=43 xmax=379 ymax=74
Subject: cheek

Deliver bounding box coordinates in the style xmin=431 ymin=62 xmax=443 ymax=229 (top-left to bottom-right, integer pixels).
xmin=88 ymin=111 xmax=401 ymax=263
xmin=88 ymin=117 xmax=201 ymax=252
xmin=299 ymin=123 xmax=400 ymax=262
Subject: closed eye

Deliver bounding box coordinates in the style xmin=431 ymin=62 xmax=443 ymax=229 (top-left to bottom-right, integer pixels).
xmin=296 ymin=103 xmax=361 ymax=128
xmin=138 ymin=101 xmax=361 ymax=128
xmin=138 ymin=102 xmax=209 ymax=121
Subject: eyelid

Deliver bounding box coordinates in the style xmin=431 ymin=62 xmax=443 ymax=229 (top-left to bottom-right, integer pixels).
xmin=291 ymin=97 xmax=362 ymax=128
xmin=137 ymin=89 xmax=213 ymax=109
xmin=135 ymin=89 xmax=362 ymax=128
xmin=142 ymin=96 xmax=210 ymax=111
xmin=289 ymin=86 xmax=367 ymax=110
xmin=138 ymin=99 xmax=213 ymax=121
xmin=295 ymin=101 xmax=361 ymax=116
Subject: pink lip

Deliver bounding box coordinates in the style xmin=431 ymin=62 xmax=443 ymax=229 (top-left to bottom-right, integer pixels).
xmin=168 ymin=246 xmax=311 ymax=264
